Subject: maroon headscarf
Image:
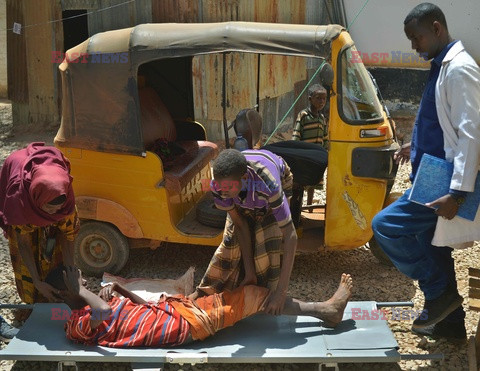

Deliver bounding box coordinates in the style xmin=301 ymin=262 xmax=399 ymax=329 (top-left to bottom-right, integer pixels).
xmin=0 ymin=142 xmax=75 ymax=233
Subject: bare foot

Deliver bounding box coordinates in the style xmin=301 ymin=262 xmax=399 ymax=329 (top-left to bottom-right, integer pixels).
xmin=321 ymin=273 xmax=353 ymax=327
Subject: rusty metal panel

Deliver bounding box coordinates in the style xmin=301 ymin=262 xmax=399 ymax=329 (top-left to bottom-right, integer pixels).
xmin=200 ymin=0 xmax=244 ymax=22
xmin=53 ymin=0 xmax=64 ymax=123
xmin=186 ymin=0 xmax=316 ymax=139
xmin=259 ymin=55 xmax=307 ymax=99
xmin=134 ymin=0 xmax=152 ymax=24
xmin=193 ymin=53 xmax=257 ymax=122
xmin=7 ymin=0 xmax=28 ymax=103
xmin=254 ymin=0 xmax=306 ymax=23
xmin=63 ymin=0 xmax=152 ymax=34
xmin=61 ymin=0 xmax=97 ymax=9
xmin=152 ymin=0 xmax=199 ymax=22
xmin=253 ymin=0 xmax=307 ymax=98
xmin=88 ymin=0 xmax=137 ymax=35
xmin=23 ymin=0 xmax=60 ymax=127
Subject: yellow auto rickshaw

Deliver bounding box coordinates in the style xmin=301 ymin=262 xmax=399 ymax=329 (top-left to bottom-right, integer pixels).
xmin=54 ymin=22 xmax=399 ymax=276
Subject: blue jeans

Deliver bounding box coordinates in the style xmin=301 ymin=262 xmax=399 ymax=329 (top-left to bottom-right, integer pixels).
xmin=372 ymin=188 xmax=465 ymax=322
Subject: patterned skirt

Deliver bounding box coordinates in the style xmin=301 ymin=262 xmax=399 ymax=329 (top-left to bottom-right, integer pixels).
xmin=7 ymin=227 xmax=63 ymax=304
xmin=197 ymin=208 xmax=283 ymax=295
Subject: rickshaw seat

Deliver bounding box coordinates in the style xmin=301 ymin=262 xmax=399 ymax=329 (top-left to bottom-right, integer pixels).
xmin=164 ymin=140 xmax=218 ymax=193
xmin=139 ymin=87 xmax=218 ymax=193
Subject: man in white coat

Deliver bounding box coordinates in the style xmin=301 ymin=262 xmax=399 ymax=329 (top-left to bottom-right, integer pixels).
xmin=372 ymin=2 xmax=480 ymax=342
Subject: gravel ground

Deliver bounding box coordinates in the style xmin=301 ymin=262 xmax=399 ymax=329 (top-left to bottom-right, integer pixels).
xmin=0 ymin=101 xmax=478 ymax=370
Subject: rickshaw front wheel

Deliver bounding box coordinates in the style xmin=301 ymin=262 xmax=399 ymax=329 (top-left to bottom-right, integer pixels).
xmin=75 ymin=221 xmax=130 ymax=277
xmin=368 ymin=238 xmax=394 ymax=267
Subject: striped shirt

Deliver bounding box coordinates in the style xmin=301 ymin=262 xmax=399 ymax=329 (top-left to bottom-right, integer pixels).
xmin=65 ymin=297 xmax=191 ymax=347
xmin=292 ymin=108 xmax=328 ymax=148
xmin=211 ymin=150 xmax=292 ymax=228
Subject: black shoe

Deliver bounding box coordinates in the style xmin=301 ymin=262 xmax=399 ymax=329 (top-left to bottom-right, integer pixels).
xmin=412 ymin=286 xmax=463 ymax=328
xmin=0 ymin=316 xmax=19 ymax=343
xmin=412 ymin=318 xmax=466 ymax=342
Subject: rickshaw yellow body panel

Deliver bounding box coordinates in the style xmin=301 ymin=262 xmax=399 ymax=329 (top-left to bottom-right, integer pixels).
xmin=54 ymin=22 xmax=399 ymax=271
xmin=59 ymin=145 xmax=222 ymax=246
xmin=324 ymin=141 xmax=389 ymax=249
xmin=323 ymin=31 xmax=396 ymax=250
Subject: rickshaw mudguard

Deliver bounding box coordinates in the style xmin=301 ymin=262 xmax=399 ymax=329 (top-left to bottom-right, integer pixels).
xmin=76 ymin=196 xmax=143 ymax=239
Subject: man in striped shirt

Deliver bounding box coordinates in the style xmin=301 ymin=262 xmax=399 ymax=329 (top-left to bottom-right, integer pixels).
xmin=292 ymin=84 xmax=328 ymax=148
xmin=191 ymin=149 xmax=297 ymax=316
xmin=50 ymin=266 xmax=353 ymax=347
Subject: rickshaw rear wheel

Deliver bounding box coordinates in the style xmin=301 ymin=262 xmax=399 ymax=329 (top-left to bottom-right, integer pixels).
xmin=75 ymin=221 xmax=130 ymax=277
xmin=368 ymin=238 xmax=394 ymax=267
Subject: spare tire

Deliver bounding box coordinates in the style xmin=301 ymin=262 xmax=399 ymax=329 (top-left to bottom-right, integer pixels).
xmin=263 ymin=141 xmax=328 ymax=186
xmin=196 ymin=192 xmax=227 ymax=228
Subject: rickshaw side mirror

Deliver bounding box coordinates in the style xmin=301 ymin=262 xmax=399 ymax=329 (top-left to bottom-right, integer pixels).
xmin=319 ymin=62 xmax=334 ymax=86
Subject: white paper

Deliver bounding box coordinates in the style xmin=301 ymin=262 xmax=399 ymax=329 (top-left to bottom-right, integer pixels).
xmin=13 ymin=22 xmax=22 ymax=35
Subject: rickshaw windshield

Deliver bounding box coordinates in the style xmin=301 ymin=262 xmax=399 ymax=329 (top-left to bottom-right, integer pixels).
xmin=339 ymin=45 xmax=383 ymax=124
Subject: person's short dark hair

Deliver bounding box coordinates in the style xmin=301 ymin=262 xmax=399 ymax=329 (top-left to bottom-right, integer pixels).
xmin=213 ymin=149 xmax=247 ymax=180
xmin=45 ymin=264 xmax=67 ymax=291
xmin=308 ymin=84 xmax=327 ymax=98
xmin=404 ymin=2 xmax=448 ymax=30
xmin=48 ymin=194 xmax=67 ymax=205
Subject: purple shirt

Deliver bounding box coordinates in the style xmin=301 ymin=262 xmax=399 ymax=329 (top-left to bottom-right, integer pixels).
xmin=211 ymin=150 xmax=292 ymax=228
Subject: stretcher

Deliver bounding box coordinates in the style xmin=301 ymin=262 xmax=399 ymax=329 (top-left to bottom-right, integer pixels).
xmin=0 ymin=301 xmax=443 ymax=370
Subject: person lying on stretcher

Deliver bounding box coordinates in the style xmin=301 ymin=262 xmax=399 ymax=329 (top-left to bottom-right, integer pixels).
xmin=47 ymin=266 xmax=353 ymax=348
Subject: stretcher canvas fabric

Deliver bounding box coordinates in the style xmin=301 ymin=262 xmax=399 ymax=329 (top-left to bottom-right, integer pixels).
xmin=0 ymin=301 xmax=400 ymax=365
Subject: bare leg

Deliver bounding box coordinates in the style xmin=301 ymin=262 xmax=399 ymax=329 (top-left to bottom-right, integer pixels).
xmin=282 ymin=273 xmax=353 ymax=328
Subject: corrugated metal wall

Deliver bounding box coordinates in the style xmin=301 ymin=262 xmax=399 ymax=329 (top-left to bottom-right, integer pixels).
xmin=8 ymin=0 xmax=63 ymax=129
xmin=76 ymin=0 xmax=327 ymax=141
xmin=63 ymin=0 xmax=152 ymax=34
xmin=153 ymin=0 xmax=327 ymax=141
xmin=9 ymin=0 xmax=328 ymax=139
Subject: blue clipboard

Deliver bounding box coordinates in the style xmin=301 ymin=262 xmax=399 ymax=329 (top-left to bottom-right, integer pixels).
xmin=408 ymin=154 xmax=480 ymax=221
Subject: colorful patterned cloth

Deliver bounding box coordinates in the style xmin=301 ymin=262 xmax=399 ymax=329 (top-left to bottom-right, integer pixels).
xmin=169 ymin=285 xmax=270 ymax=341
xmin=65 ymin=296 xmax=191 ymax=347
xmin=8 ymin=210 xmax=79 ymax=303
xmin=66 ymin=286 xmax=269 ymax=346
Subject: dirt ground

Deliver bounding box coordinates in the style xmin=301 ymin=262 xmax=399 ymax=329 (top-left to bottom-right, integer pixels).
xmin=0 ymin=101 xmax=479 ymax=370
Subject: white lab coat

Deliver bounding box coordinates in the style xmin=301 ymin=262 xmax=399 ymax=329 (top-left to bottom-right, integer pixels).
xmin=431 ymin=41 xmax=480 ymax=247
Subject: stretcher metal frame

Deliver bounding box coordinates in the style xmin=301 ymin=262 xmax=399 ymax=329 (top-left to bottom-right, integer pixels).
xmin=0 ymin=301 xmax=443 ymax=370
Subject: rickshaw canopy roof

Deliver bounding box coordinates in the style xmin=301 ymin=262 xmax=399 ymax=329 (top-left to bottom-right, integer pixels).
xmin=55 ymin=22 xmax=345 ymax=155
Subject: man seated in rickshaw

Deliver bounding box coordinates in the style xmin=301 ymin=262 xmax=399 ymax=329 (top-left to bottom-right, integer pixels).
xmin=49 ymin=266 xmax=353 ymax=347
xmin=292 ymin=84 xmax=328 ymax=147
xmin=292 ymin=83 xmax=329 ymax=209
xmin=189 ymin=149 xmax=297 ymax=315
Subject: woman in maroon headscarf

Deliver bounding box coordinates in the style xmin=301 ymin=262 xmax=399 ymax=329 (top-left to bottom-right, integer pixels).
xmin=0 ymin=142 xmax=79 ymax=303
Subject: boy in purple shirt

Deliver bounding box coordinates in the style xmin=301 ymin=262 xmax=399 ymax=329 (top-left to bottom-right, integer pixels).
xmin=191 ymin=149 xmax=296 ymax=315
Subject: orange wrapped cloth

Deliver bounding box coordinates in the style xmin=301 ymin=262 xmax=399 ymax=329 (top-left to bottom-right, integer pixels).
xmin=168 ymin=285 xmax=269 ymax=341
